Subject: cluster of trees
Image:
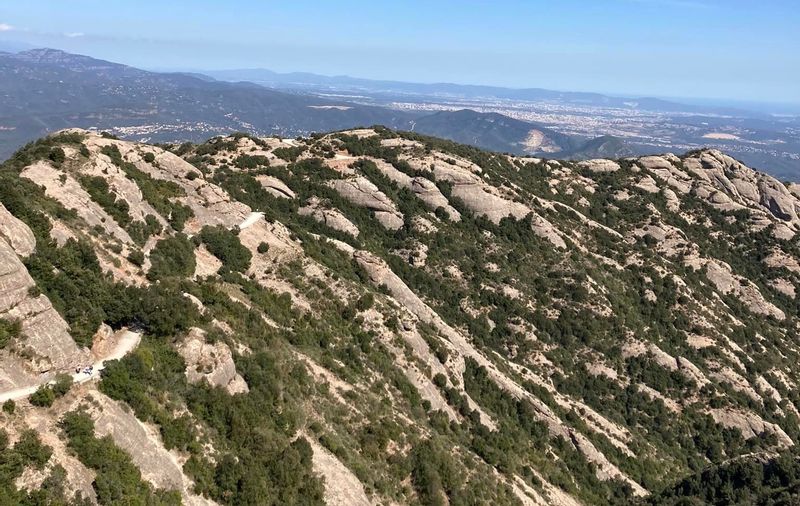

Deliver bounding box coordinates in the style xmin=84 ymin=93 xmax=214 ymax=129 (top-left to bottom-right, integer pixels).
xmin=272 ymin=146 xmax=306 ymax=162
xmin=233 ymin=154 xmax=271 ymax=169
xmin=147 ymin=234 xmax=196 ymax=281
xmin=24 ymin=230 xmax=198 ymax=344
xmin=30 ymin=373 xmax=73 ymax=407
xmin=101 ymin=144 xmax=194 ymax=231
xmin=198 ymin=225 xmax=252 ymax=273
xmin=0 ymin=429 xmax=69 ymax=504
xmin=99 ymin=338 xmax=326 ymax=505
xmin=60 ymin=410 xmax=181 ymax=504
xmin=78 ymin=175 xmax=133 ymax=228
xmin=2 ymin=131 xmax=86 ymax=173
xmin=648 ymin=450 xmax=800 ymax=505
xmin=75 ymin=170 xmax=163 ymax=244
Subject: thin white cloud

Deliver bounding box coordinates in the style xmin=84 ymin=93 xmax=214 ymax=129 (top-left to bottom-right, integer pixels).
xmin=64 ymin=32 xmax=84 ymax=38
xmin=0 ymin=23 xmax=14 ymax=32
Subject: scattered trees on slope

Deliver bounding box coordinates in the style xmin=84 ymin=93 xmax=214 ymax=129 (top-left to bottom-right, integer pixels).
xmin=198 ymin=225 xmax=252 ymax=273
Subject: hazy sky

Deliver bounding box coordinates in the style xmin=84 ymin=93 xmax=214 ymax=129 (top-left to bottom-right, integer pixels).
xmin=1 ymin=0 xmax=798 ymax=103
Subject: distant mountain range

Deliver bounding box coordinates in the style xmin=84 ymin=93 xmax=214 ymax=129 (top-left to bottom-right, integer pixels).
xmin=0 ymin=48 xmax=632 ymax=160
xmin=411 ymin=110 xmax=634 ymax=159
xmin=203 ymin=67 xmax=762 ymax=117
xmin=0 ymin=48 xmax=412 ymax=157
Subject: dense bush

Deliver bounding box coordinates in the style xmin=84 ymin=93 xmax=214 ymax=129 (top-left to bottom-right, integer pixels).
xmin=272 ymin=146 xmax=306 ymax=162
xmin=199 ymin=225 xmax=252 ymax=273
xmin=60 ymin=410 xmax=181 ymax=504
xmin=234 ymin=154 xmax=271 ymax=169
xmin=648 ymin=450 xmax=800 ymax=505
xmin=0 ymin=318 xmax=21 ymax=349
xmin=79 ymin=175 xmax=132 ymax=228
xmin=30 ymin=374 xmax=73 ymax=407
xmin=0 ymin=429 xmax=57 ymax=502
xmin=101 ymin=144 xmax=194 ymax=232
xmin=147 ymin=234 xmax=196 ymax=281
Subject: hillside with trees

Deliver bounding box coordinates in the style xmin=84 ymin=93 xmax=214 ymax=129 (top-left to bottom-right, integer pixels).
xmin=1 ymin=127 xmax=800 ymax=504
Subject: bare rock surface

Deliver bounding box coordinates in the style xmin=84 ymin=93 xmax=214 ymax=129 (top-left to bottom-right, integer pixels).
xmin=256 ymin=175 xmax=295 ymax=199
xmin=177 ymin=328 xmax=249 ymax=395
xmin=0 ymin=203 xmax=35 ymax=257
xmin=703 ymin=259 xmax=785 ymax=320
xmin=308 ymin=436 xmax=373 ymax=506
xmin=21 ymin=161 xmax=133 ymax=244
xmin=299 ymin=197 xmax=360 ymax=237
xmin=194 ymin=245 xmax=222 ymax=279
xmin=709 ymin=408 xmax=793 ymax=448
xmin=578 ymin=159 xmax=620 ymax=172
xmin=0 ymin=231 xmax=89 ymax=385
xmin=328 ymin=177 xmax=404 ymax=230
xmin=70 ymin=390 xmax=216 ymax=504
xmin=369 ymin=158 xmax=461 ymax=220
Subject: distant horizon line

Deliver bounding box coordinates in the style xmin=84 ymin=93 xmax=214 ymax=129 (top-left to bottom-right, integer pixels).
xmin=156 ymin=65 xmax=800 ymax=112
xmin=4 ymin=42 xmax=800 ymax=112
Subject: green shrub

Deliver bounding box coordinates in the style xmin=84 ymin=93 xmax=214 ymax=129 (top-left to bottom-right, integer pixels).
xmin=30 ymin=385 xmax=56 ymax=407
xmin=199 ymin=225 xmax=252 ymax=273
xmin=78 ymin=175 xmax=132 ymax=228
xmin=127 ymin=250 xmax=145 ymax=267
xmin=272 ymin=146 xmax=306 ymax=162
xmin=147 ymin=235 xmax=196 ymax=281
xmin=2 ymin=400 xmax=15 ymax=415
xmin=51 ymin=374 xmax=73 ymax=398
xmin=233 ymin=154 xmax=270 ymax=169
xmin=30 ymin=374 xmax=73 ymax=408
xmin=48 ymin=147 xmax=66 ymax=166
xmin=257 ymin=241 xmax=270 ymax=254
xmin=0 ymin=318 xmax=21 ymax=349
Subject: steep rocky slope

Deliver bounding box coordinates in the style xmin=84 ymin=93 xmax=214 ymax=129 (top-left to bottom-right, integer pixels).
xmin=2 ymin=128 xmax=800 ymax=504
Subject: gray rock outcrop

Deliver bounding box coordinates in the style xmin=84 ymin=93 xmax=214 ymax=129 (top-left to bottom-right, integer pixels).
xmin=177 ymin=328 xmax=249 ymax=395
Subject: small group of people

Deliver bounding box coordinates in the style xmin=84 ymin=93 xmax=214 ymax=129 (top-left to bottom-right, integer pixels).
xmin=74 ymin=365 xmax=94 ymax=375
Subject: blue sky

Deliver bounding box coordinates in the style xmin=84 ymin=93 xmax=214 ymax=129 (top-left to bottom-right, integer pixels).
xmin=1 ymin=0 xmax=798 ymax=103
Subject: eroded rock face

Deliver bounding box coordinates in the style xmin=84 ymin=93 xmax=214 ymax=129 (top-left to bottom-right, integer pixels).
xmin=256 ymin=175 xmax=295 ymax=199
xmin=369 ymin=158 xmax=461 ymax=220
xmin=578 ymin=159 xmax=620 ymax=173
xmin=0 ymin=224 xmax=89 ymax=386
xmin=328 ymin=177 xmax=404 ymax=230
xmin=678 ymin=150 xmax=800 ymax=235
xmin=431 ymin=160 xmax=529 ymax=224
xmin=299 ymin=198 xmax=360 ymax=237
xmin=61 ymin=390 xmax=214 ymax=504
xmin=194 ymin=245 xmax=222 ymax=279
xmin=709 ymin=408 xmax=793 ymax=448
xmin=177 ymin=328 xmax=249 ymax=395
xmin=308 ymin=436 xmax=373 ymax=506
xmin=121 ymin=143 xmax=251 ymax=234
xmin=638 ymin=155 xmax=693 ymax=194
xmin=0 ymin=204 xmax=35 ymax=257
xmin=20 ymin=161 xmax=134 ymax=244
xmin=703 ymin=259 xmax=785 ymax=320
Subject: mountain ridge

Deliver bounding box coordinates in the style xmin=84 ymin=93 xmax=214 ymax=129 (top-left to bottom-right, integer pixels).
xmin=2 ymin=126 xmax=800 ymax=504
xmin=0 ymin=48 xmax=634 ymax=164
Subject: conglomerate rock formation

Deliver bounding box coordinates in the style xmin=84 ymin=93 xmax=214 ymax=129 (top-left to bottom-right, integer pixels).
xmin=2 ymin=127 xmax=800 ymax=505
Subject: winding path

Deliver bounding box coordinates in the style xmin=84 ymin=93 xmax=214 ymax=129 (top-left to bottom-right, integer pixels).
xmin=238 ymin=211 xmax=264 ymax=230
xmin=0 ymin=329 xmax=141 ymax=404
